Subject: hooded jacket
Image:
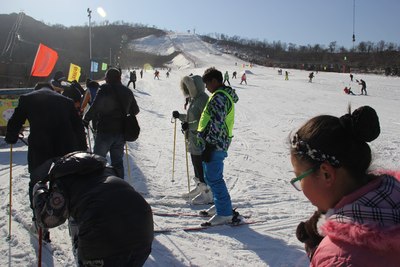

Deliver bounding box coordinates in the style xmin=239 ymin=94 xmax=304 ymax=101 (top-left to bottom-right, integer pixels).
xmin=178 ymin=75 xmax=209 ymax=155
xmin=46 ymin=152 xmax=153 ymax=262
xmin=197 ymin=85 xmax=239 ymax=151
xmin=311 ymin=172 xmax=400 ymax=267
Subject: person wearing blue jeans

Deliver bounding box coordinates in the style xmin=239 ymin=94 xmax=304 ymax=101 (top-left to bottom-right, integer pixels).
xmin=197 ymin=67 xmax=239 ymax=226
xmin=203 ymin=151 xmax=232 ymax=216
xmin=93 ymin=132 xmax=125 ymax=178
xmin=83 ymin=68 xmax=139 ymax=179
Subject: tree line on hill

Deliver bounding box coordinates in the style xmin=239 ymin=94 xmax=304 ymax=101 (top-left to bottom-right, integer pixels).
xmin=201 ymin=34 xmax=400 ymax=75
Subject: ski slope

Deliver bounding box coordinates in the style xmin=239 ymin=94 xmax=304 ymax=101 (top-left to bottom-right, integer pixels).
xmin=1 ymin=33 xmax=399 ymax=267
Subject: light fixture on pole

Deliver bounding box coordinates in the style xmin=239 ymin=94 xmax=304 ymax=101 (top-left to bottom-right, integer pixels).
xmin=87 ymin=8 xmax=92 ymax=78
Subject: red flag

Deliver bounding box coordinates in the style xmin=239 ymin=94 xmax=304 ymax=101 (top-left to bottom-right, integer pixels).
xmin=30 ymin=43 xmax=58 ymax=77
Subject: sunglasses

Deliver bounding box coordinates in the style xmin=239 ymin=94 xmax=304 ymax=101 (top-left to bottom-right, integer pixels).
xmin=290 ymin=166 xmax=319 ymax=191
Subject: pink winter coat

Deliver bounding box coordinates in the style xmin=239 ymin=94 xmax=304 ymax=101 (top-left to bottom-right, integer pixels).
xmin=311 ymin=172 xmax=400 ymax=267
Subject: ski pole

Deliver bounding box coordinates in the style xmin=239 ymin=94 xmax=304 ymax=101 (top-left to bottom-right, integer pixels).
xmin=8 ymin=144 xmax=13 ymax=239
xmin=125 ymin=143 xmax=131 ymax=180
xmin=86 ymin=126 xmax=92 ymax=152
xmin=171 ymin=118 xmax=177 ymax=182
xmin=38 ymin=227 xmax=43 ymax=267
xmin=184 ymin=131 xmax=191 ymax=203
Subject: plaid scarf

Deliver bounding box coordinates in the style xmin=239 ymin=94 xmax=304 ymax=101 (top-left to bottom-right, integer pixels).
xmin=327 ymin=174 xmax=400 ymax=227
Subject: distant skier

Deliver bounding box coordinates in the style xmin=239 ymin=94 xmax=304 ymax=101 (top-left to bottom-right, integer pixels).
xmin=232 ymin=71 xmax=237 ymax=79
xmin=127 ymin=70 xmax=137 ymax=89
xmin=343 ymin=86 xmax=355 ymax=95
xmin=358 ymin=79 xmax=367 ymax=95
xmin=309 ymin=72 xmax=314 ymax=83
xmin=140 ymin=69 xmax=143 ymax=79
xmin=240 ymin=72 xmax=247 ymax=85
xmin=285 ymin=71 xmax=289 ymax=80
xmin=154 ymin=70 xmax=160 ymax=80
xmin=166 ymin=71 xmax=170 ymax=78
xmin=350 ymin=73 xmax=354 ymax=82
xmin=223 ymin=71 xmax=230 ymax=85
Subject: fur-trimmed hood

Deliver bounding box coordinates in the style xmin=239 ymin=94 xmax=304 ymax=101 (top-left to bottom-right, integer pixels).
xmin=180 ymin=75 xmax=205 ymax=98
xmin=320 ymin=218 xmax=400 ymax=251
xmin=310 ymin=173 xmax=400 ymax=266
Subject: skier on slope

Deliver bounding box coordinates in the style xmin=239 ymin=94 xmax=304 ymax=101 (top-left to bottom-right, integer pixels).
xmin=223 ymin=71 xmax=230 ymax=85
xmin=127 ymin=70 xmax=137 ymax=89
xmin=32 ymin=151 xmax=154 ymax=266
xmin=197 ymin=67 xmax=239 ymax=226
xmin=172 ymin=75 xmax=212 ymax=204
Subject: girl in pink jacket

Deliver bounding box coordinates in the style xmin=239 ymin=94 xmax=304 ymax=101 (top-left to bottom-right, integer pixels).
xmin=290 ymin=105 xmax=400 ymax=267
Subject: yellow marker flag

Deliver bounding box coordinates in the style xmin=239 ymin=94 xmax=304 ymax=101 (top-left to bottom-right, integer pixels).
xmin=68 ymin=63 xmax=81 ymax=82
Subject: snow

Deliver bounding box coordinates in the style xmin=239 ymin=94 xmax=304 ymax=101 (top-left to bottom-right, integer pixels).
xmin=1 ymin=33 xmax=400 ymax=267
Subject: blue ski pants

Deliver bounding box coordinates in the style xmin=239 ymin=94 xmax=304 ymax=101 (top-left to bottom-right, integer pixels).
xmin=203 ymin=150 xmax=233 ymax=216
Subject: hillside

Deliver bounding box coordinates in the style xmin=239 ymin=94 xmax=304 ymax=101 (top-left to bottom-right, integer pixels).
xmin=0 ymin=13 xmax=168 ymax=87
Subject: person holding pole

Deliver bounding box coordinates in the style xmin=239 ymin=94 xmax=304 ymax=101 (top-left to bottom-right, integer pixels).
xmin=83 ymin=68 xmax=139 ymax=179
xmin=5 ymin=82 xmax=87 ymax=241
xmin=172 ymin=75 xmax=212 ymax=204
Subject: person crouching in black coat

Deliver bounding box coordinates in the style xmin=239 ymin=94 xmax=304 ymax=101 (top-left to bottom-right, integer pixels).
xmin=33 ymin=152 xmax=153 ymax=267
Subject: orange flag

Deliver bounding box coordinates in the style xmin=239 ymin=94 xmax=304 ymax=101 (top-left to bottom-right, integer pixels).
xmin=30 ymin=43 xmax=58 ymax=77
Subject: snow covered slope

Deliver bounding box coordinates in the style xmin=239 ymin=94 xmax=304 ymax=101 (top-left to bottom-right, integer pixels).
xmin=1 ymin=32 xmax=399 ymax=267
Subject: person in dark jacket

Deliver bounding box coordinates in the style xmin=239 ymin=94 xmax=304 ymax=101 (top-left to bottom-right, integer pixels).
xmin=5 ymin=82 xmax=87 ymax=238
xmin=127 ymin=70 xmax=137 ymax=89
xmin=33 ymin=152 xmax=153 ymax=267
xmin=83 ymin=68 xmax=139 ymax=178
xmin=359 ymin=79 xmax=367 ymax=95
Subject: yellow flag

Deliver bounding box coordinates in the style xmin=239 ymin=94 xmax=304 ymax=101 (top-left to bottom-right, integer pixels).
xmin=67 ymin=63 xmax=81 ymax=82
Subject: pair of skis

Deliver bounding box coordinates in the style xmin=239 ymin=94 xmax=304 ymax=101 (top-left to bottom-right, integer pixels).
xmin=153 ymin=210 xmax=259 ymax=234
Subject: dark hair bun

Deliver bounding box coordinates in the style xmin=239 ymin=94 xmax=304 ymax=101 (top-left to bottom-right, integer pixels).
xmin=352 ymin=106 xmax=380 ymax=142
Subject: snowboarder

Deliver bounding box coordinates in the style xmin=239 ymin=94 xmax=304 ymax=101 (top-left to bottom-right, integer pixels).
xmin=127 ymin=70 xmax=137 ymax=89
xmin=32 ymin=151 xmax=154 ymax=266
xmin=290 ymin=105 xmax=399 ymax=266
xmin=172 ymin=75 xmax=212 ymax=204
xmin=223 ymin=71 xmax=230 ymax=85
xmin=197 ymin=67 xmax=239 ymax=226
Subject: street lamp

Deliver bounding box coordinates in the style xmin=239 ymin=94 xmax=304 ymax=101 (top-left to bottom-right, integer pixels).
xmin=87 ymin=8 xmax=92 ymax=78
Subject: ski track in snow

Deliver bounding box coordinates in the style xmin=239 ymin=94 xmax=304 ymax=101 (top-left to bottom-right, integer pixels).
xmin=1 ymin=33 xmax=399 ymax=266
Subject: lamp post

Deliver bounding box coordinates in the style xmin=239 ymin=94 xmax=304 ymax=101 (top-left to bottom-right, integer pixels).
xmin=87 ymin=8 xmax=92 ymax=78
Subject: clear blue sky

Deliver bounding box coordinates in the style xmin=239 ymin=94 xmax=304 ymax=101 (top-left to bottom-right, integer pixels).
xmin=2 ymin=0 xmax=399 ymax=49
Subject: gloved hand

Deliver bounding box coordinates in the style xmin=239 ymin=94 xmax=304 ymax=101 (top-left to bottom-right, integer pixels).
xmin=172 ymin=111 xmax=180 ymax=119
xmin=296 ymin=211 xmax=324 ymax=260
xmin=202 ymin=143 xmax=216 ymax=163
xmin=5 ymin=135 xmax=18 ymax=144
xmin=181 ymin=122 xmax=189 ymax=131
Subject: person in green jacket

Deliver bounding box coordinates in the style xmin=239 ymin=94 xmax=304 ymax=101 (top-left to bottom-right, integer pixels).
xmin=197 ymin=67 xmax=239 ymax=226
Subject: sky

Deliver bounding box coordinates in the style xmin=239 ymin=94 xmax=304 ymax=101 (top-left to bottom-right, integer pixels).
xmin=2 ymin=0 xmax=400 ymax=49
xmin=1 ymin=33 xmax=399 ymax=266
